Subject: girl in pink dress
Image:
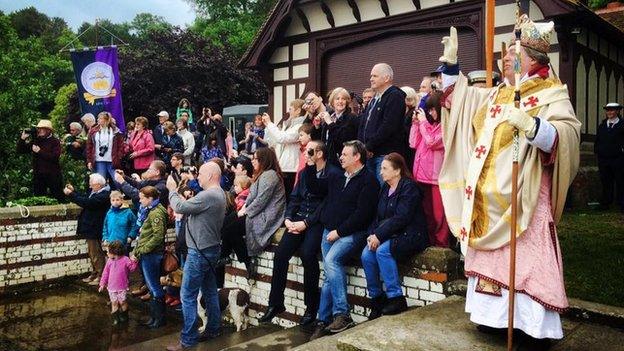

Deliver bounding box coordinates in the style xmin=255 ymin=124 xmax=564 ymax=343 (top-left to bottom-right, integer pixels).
xmin=99 ymin=240 xmax=138 ymax=326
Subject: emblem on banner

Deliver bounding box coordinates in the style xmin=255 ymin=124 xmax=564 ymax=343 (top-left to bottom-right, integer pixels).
xmin=80 ymin=62 xmax=117 ymax=104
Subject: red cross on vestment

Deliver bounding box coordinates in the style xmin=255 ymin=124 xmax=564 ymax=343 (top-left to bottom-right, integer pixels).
xmin=489 ymin=105 xmax=502 ymax=118
xmin=460 ymin=227 xmax=467 ymax=240
xmin=523 ymin=96 xmax=539 ymax=108
xmin=465 ymin=186 xmax=473 ymax=200
xmin=475 ymin=145 xmax=487 ymax=159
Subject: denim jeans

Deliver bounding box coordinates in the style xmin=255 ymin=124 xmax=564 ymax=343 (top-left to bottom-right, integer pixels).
xmin=317 ymin=229 xmax=365 ymax=323
xmin=361 ymin=240 xmax=403 ymax=299
xmin=95 ymin=161 xmax=116 ymax=188
xmin=140 ymin=252 xmax=164 ymax=298
xmin=180 ymin=246 xmax=221 ymax=347
xmin=366 ymin=155 xmax=384 ymax=185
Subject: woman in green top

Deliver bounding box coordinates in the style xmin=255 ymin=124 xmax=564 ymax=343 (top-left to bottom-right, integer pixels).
xmin=131 ymin=185 xmax=168 ymax=329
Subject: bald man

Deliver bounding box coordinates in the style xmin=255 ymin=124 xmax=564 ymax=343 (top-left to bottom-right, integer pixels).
xmin=358 ymin=63 xmax=407 ymax=184
xmin=167 ymin=162 xmax=228 ymax=350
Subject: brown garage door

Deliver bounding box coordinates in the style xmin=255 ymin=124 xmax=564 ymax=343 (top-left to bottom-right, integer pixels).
xmin=321 ymin=28 xmax=481 ymax=97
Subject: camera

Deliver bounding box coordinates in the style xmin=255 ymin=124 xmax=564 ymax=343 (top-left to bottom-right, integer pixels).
xmin=181 ymin=166 xmax=197 ymax=174
xmin=99 ymin=145 xmax=109 ymax=157
xmin=22 ymin=127 xmax=37 ymax=136
xmin=307 ymin=148 xmax=316 ymax=157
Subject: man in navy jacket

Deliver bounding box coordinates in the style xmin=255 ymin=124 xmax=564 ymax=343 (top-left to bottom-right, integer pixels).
xmin=594 ymin=102 xmax=624 ymax=211
xmin=308 ymin=140 xmax=380 ymax=340
xmin=358 ymin=63 xmax=406 ymax=184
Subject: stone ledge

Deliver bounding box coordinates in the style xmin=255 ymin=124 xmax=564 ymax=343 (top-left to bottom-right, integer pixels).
xmin=566 ymin=298 xmax=624 ymax=330
xmin=0 ymin=203 xmax=81 ymax=222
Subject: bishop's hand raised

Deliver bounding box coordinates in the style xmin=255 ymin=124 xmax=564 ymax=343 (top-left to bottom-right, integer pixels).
xmin=439 ymin=26 xmax=458 ymax=65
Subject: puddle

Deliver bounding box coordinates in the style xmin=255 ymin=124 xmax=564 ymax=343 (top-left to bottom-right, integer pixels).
xmin=0 ymin=285 xmax=181 ymax=351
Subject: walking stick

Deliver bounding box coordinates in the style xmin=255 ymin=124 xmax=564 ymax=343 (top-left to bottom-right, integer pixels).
xmin=485 ymin=0 xmax=495 ymax=88
xmin=507 ymin=6 xmax=522 ymax=350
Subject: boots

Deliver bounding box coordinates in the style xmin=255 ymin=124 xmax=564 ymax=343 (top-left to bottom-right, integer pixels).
xmin=381 ymin=295 xmax=408 ymax=315
xmin=368 ymin=295 xmax=386 ymax=320
xmin=118 ymin=310 xmax=129 ymax=324
xmin=148 ymin=297 xmax=167 ymax=329
xmin=111 ymin=311 xmax=120 ymax=326
xmin=140 ymin=300 xmax=156 ymax=327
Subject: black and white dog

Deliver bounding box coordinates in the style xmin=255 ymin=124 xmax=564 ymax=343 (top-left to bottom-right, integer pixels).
xmin=198 ymin=288 xmax=250 ymax=332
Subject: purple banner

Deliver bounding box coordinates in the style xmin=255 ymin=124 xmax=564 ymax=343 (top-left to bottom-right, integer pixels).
xmin=71 ymin=47 xmax=125 ymax=132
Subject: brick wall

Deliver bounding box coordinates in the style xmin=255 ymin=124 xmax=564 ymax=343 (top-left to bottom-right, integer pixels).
xmin=222 ymin=244 xmax=461 ymax=328
xmin=0 ymin=204 xmax=176 ymax=293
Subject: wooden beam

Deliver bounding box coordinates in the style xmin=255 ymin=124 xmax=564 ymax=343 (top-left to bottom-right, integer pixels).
xmin=379 ymin=0 xmax=390 ymax=17
xmin=294 ymin=7 xmax=311 ymax=33
xmin=347 ymin=0 xmax=362 ymax=22
xmin=320 ymin=1 xmax=335 ymax=28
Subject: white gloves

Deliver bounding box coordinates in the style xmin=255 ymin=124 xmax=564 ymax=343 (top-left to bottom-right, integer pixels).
xmin=506 ymin=107 xmax=537 ymax=138
xmin=439 ymin=27 xmax=458 ymax=65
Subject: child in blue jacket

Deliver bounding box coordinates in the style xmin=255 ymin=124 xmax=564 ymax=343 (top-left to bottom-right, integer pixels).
xmin=102 ymin=191 xmax=137 ymax=254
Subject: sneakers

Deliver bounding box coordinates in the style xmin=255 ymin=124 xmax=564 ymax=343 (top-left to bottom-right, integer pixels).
xmin=326 ymin=314 xmax=355 ymax=333
xmin=309 ymin=321 xmax=329 ymax=341
xmin=131 ymin=285 xmax=148 ymax=296
xmin=88 ymin=277 xmax=101 ymax=286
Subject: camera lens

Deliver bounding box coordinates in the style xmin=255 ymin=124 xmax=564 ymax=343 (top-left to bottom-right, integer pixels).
xmin=307 ymin=148 xmax=315 ymax=156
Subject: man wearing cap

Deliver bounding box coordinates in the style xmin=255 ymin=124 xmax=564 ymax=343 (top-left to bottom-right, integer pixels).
xmin=467 ymin=70 xmax=502 ymax=88
xmin=153 ymin=110 xmax=170 ymax=147
xmin=17 ymin=120 xmax=64 ymax=201
xmin=594 ymin=102 xmax=624 ymax=212
xmin=436 ymin=16 xmax=581 ymax=347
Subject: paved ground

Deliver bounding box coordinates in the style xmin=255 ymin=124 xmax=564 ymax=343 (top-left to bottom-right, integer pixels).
xmin=293 ymin=296 xmax=624 ymax=351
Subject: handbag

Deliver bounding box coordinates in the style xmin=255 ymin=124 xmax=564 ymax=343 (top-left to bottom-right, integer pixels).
xmin=161 ymin=244 xmax=179 ymax=273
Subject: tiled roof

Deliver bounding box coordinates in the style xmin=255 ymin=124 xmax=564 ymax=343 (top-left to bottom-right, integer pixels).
xmin=596 ymin=3 xmax=624 ymax=33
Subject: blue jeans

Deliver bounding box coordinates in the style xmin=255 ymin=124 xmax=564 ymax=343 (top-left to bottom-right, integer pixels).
xmin=318 ymin=229 xmax=365 ymax=323
xmin=366 ymin=155 xmax=384 ymax=185
xmin=95 ymin=161 xmax=116 ymax=187
xmin=180 ymin=246 xmax=221 ymax=347
xmin=361 ymin=240 xmax=403 ymax=299
xmin=141 ymin=252 xmax=164 ymax=298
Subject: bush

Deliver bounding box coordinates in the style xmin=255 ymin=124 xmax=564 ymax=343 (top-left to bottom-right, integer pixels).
xmin=49 ymin=83 xmax=79 ymax=132
xmin=588 ymin=0 xmax=609 ymax=9
xmin=7 ymin=196 xmax=59 ymax=207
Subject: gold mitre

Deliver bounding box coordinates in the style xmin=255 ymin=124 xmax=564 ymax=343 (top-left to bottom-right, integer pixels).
xmin=514 ymin=14 xmax=554 ymax=54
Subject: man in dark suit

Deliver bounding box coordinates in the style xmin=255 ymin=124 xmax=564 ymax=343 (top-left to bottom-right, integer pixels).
xmin=153 ymin=110 xmax=170 ymax=146
xmin=594 ymin=102 xmax=624 ymax=211
xmin=358 ymin=63 xmax=406 ymax=184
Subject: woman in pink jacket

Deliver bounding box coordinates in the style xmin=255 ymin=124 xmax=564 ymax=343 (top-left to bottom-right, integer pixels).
xmin=409 ymin=91 xmax=450 ymax=247
xmin=128 ymin=116 xmax=155 ymax=174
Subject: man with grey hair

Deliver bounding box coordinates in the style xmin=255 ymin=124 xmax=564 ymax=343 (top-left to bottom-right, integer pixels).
xmin=64 ymin=173 xmax=111 ymax=285
xmin=64 ymin=122 xmax=86 ymax=160
xmin=80 ymin=113 xmax=96 ymax=134
xmin=358 ymin=63 xmax=406 ymax=184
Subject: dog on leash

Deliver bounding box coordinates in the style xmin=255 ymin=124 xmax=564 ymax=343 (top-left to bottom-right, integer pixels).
xmin=198 ymin=288 xmax=249 ymax=332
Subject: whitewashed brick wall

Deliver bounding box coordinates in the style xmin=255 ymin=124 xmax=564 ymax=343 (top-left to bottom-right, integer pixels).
xmin=0 ymin=204 xmax=177 ymax=292
xmin=223 ymin=246 xmax=457 ymax=328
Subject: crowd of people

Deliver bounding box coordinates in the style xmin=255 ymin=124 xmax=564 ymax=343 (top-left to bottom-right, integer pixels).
xmin=15 ymin=16 xmax=598 ymax=350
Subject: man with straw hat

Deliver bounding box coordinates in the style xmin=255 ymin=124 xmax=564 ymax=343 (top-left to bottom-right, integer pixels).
xmin=436 ymin=15 xmax=581 ymax=349
xmin=17 ymin=119 xmax=64 ymax=201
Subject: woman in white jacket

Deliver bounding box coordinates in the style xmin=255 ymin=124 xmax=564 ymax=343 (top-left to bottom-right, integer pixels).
xmin=262 ymin=99 xmax=306 ymax=196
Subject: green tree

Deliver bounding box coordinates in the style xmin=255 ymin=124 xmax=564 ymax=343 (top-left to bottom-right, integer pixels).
xmin=0 ymin=13 xmax=72 ymax=203
xmin=188 ymin=0 xmax=277 ymax=56
xmin=48 ymin=83 xmax=79 ymax=132
xmin=130 ymin=13 xmax=173 ymax=39
xmin=75 ymin=19 xmax=133 ymax=47
xmin=118 ymin=28 xmax=267 ymax=125
xmin=9 ymin=7 xmax=77 ymax=53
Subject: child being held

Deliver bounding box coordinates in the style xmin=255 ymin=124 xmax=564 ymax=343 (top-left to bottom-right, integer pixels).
xmin=233 ymin=175 xmax=251 ymax=211
xmin=99 ymin=240 xmax=138 ymax=326
xmin=102 ymin=191 xmax=137 ymax=254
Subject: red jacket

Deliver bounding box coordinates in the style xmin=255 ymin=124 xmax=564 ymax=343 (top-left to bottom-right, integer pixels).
xmin=86 ymin=125 xmax=127 ymax=168
xmin=128 ymin=129 xmax=155 ymax=170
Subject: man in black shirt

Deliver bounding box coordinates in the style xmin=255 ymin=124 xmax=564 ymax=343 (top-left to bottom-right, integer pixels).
xmin=594 ymin=102 xmax=624 ymax=211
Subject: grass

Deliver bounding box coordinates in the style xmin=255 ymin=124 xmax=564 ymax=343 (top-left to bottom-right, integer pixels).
xmin=558 ymin=209 xmax=624 ymax=307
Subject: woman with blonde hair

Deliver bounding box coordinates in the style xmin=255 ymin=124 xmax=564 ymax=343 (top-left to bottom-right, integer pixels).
xmin=319 ymin=87 xmax=359 ymax=167
xmin=261 ymin=99 xmax=307 ymax=195
xmin=86 ymin=111 xmax=126 ymax=185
